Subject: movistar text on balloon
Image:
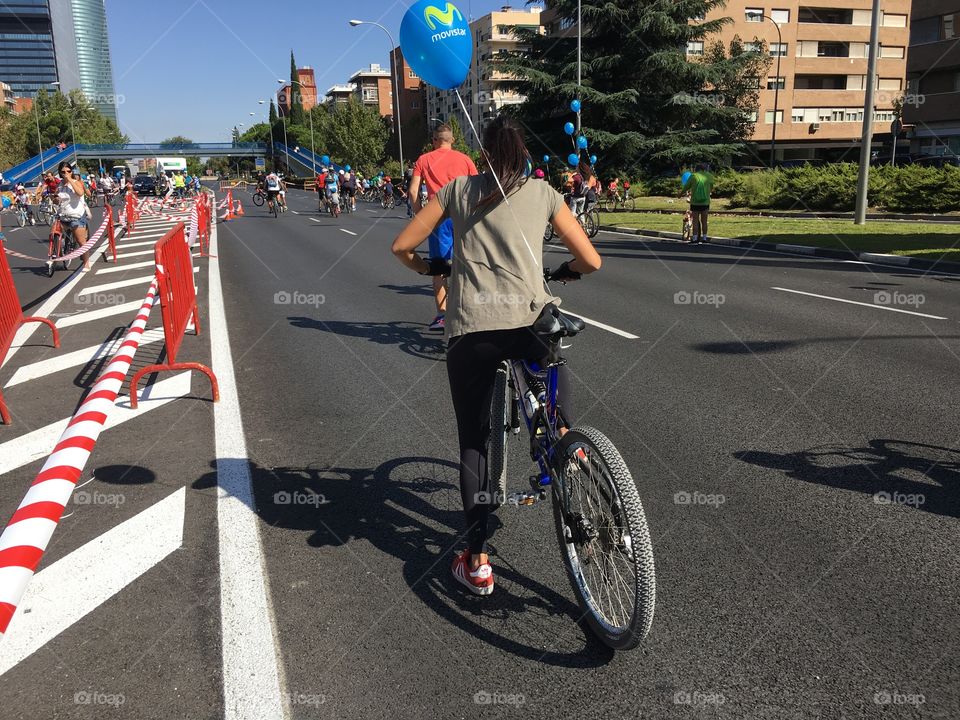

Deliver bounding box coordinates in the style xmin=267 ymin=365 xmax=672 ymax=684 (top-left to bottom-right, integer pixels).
xmin=431 ymin=27 xmax=466 ymax=43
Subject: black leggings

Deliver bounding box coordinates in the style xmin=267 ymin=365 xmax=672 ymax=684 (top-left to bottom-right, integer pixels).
xmin=447 ymin=327 xmax=574 ymax=555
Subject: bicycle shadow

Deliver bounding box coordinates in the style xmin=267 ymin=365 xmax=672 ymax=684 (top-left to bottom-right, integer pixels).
xmin=287 ymin=316 xmax=446 ymax=362
xmin=734 ymin=439 xmax=960 ymax=518
xmin=379 ymin=283 xmax=435 ymax=297
xmin=192 ymin=456 xmax=614 ymax=667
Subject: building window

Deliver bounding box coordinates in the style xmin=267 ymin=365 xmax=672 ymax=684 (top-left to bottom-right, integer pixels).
xmin=770 ymin=9 xmax=790 ymax=24
xmin=764 ymin=110 xmax=783 ymax=123
xmin=411 ymin=99 xmax=420 ymax=109
xmin=745 ymin=8 xmax=763 ymax=22
xmin=770 ymin=43 xmax=788 ymax=56
xmin=743 ymin=41 xmax=763 ymax=53
xmin=362 ymin=87 xmax=379 ymax=102
xmin=880 ymin=45 xmax=905 ymax=59
xmin=767 ymin=76 xmax=786 ymax=90
xmin=877 ymin=77 xmax=902 ymax=91
xmin=408 ymin=69 xmax=418 ymax=79
xmin=882 ymin=13 xmax=907 ymax=28
xmin=687 ymin=41 xmax=704 ymax=55
xmin=792 ymin=109 xmax=804 ymax=122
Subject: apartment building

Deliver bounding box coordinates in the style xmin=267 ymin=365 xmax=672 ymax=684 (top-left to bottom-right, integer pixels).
xmin=348 ymin=64 xmax=394 ymax=119
xmin=278 ymin=67 xmax=318 ymax=116
xmin=425 ymin=6 xmax=543 ymax=150
xmin=698 ymin=1 xmax=911 ymax=162
xmin=390 ymin=46 xmax=427 ymax=157
xmin=904 ymin=2 xmax=960 ymax=157
xmin=324 ymin=84 xmax=355 ymax=106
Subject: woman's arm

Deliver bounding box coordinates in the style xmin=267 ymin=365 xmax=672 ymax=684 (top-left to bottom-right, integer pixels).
xmin=391 ymin=198 xmax=446 ymax=274
xmin=550 ymin=203 xmax=602 ymax=274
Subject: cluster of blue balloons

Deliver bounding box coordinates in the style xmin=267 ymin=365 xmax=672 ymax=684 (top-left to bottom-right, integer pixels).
xmin=561 ymin=99 xmax=599 ymax=167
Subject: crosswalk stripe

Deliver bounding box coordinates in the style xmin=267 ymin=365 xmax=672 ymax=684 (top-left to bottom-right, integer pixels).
xmin=95 ymin=259 xmax=155 ymax=274
xmin=76 ymin=268 xmax=197 ymax=297
xmin=56 ymin=297 xmax=157 ymax=329
xmin=4 ymin=329 xmax=165 ymax=388
xmin=0 ymin=372 xmax=193 ymax=477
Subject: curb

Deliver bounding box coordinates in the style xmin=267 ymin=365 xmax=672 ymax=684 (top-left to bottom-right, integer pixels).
xmin=599 ymin=225 xmax=960 ymax=275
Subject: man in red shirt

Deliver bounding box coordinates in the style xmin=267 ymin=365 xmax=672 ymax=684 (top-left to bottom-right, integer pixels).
xmin=315 ymin=170 xmax=326 ymax=211
xmin=408 ymin=124 xmax=478 ymax=332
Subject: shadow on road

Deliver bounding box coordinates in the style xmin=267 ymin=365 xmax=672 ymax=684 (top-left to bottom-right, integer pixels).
xmin=734 ymin=440 xmax=960 ymax=518
xmin=192 ymin=456 xmax=614 ymax=667
xmin=693 ymin=334 xmax=960 ymax=355
xmin=378 ymin=283 xmax=435 ymax=297
xmin=288 ymin=315 xmax=446 ymax=362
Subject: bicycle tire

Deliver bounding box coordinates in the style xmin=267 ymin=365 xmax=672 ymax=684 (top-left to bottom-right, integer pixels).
xmin=17 ymin=210 xmax=26 ymax=228
xmin=579 ymin=211 xmax=596 ymax=238
xmin=624 ymin=197 xmax=636 ymax=212
xmin=552 ymin=425 xmax=656 ymax=650
xmin=252 ymin=192 xmax=265 ymax=207
xmin=271 ymin=202 xmax=278 ymax=218
xmin=62 ymin=235 xmax=77 ymax=270
xmin=588 ymin=210 xmax=600 ymax=238
xmin=488 ymin=363 xmax=510 ymax=509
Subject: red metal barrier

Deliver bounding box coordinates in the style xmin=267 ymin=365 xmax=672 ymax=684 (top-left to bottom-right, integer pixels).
xmin=105 ymin=207 xmax=118 ymax=263
xmin=124 ymin=191 xmax=138 ymax=233
xmin=0 ymin=237 xmax=60 ymax=424
xmin=129 ymin=222 xmax=218 ymax=408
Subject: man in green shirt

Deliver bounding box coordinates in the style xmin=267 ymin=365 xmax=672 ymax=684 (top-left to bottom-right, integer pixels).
xmin=681 ymin=163 xmax=714 ymax=244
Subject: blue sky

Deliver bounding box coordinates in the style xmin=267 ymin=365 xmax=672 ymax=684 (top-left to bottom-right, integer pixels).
xmin=105 ymin=0 xmax=518 ymax=142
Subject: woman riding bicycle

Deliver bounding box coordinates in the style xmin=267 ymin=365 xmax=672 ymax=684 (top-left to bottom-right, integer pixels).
xmin=55 ymin=161 xmax=92 ymax=270
xmin=391 ymin=116 xmax=601 ymax=596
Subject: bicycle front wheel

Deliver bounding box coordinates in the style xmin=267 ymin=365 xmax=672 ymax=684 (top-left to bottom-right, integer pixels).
xmin=17 ymin=210 xmax=26 ymax=228
xmin=579 ymin=211 xmax=597 ymax=238
xmin=487 ymin=362 xmax=510 ymax=508
xmin=252 ymin=192 xmax=265 ymax=207
xmin=552 ymin=425 xmax=656 ymax=650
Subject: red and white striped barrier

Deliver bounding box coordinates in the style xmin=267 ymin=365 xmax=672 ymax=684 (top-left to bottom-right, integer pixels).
xmin=0 ymin=278 xmax=160 ymax=636
xmin=0 ymin=212 xmax=111 ymax=264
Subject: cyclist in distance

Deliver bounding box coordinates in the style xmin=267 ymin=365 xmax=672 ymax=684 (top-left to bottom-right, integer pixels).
xmin=14 ymin=184 xmax=35 ymax=225
xmin=264 ymin=170 xmax=281 ymax=213
xmin=391 ymin=116 xmax=601 ymax=596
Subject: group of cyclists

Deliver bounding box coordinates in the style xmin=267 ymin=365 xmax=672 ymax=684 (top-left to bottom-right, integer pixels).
xmin=159 ymin=170 xmax=203 ymax=206
xmin=9 ymin=168 xmax=125 ymax=227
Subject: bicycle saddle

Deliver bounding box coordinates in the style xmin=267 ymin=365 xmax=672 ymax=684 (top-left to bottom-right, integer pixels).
xmin=533 ymin=304 xmax=586 ymax=338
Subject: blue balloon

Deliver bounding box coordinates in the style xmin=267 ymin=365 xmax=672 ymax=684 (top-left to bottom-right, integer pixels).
xmin=400 ymin=0 xmax=473 ymax=90
xmin=563 ymin=122 xmax=575 ymax=136
xmin=1 ymin=195 xmax=9 ymax=209
xmin=567 ymin=153 xmax=580 ymax=167
xmin=590 ymin=154 xmax=597 ymax=165
xmin=345 ymin=165 xmax=351 ymax=172
xmin=570 ymin=99 xmax=581 ymax=113
xmin=577 ymin=135 xmax=588 ymax=149
xmin=682 ymin=171 xmax=692 ymax=186
xmin=543 ymin=154 xmax=550 ymax=163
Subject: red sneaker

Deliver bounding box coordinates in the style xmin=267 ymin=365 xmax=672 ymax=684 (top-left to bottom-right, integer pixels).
xmin=451 ymin=550 xmax=493 ymax=596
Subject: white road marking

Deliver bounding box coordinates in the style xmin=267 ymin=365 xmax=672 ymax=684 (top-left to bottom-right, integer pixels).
xmin=76 ymin=268 xmax=197 ymax=297
xmin=122 ymin=231 xmax=170 ymax=240
xmin=95 ymin=259 xmax=156 ymax=274
xmin=562 ymin=310 xmax=640 ymax=340
xmin=117 ymin=240 xmax=166 ymax=249
xmin=772 ymin=287 xmax=948 ymax=320
xmin=207 ymin=206 xmax=286 ymax=719
xmin=0 ymin=372 xmax=192 ymax=477
xmin=0 ymin=488 xmax=185 ymax=676
xmin=56 ymin=297 xmax=157 ymax=328
xmin=340 ymin=228 xmax=358 ymax=236
xmin=5 ymin=329 xmax=165 ymax=388
xmin=310 ymin=217 xmax=321 ymax=223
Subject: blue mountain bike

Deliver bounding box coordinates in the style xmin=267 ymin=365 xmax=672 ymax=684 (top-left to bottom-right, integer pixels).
xmin=487 ymin=288 xmax=656 ymax=650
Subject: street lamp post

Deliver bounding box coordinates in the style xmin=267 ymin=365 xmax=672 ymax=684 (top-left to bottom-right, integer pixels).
xmin=290 ymin=78 xmax=317 ymax=174
xmin=854 ymin=0 xmax=882 ymax=225
xmin=349 ymin=20 xmax=404 ymax=171
xmin=746 ymin=12 xmax=782 ymax=167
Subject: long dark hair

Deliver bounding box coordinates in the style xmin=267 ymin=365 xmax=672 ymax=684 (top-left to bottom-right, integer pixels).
xmin=476 ymin=116 xmax=532 ymax=212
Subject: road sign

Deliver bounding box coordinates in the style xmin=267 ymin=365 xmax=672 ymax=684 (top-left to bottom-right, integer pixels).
xmin=255 ymin=157 xmax=265 ymax=169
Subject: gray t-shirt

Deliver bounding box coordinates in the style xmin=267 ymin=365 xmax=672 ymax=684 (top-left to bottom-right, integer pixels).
xmin=435 ymin=175 xmax=564 ymax=338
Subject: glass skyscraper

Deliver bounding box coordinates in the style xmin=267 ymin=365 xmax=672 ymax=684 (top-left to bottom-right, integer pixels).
xmin=0 ymin=1 xmax=58 ymax=98
xmin=0 ymin=0 xmax=118 ymax=123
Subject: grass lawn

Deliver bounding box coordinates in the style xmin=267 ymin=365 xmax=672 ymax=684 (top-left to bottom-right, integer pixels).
xmin=600 ymin=211 xmax=960 ymax=263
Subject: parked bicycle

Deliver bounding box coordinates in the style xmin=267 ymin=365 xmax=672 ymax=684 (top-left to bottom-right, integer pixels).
xmin=486 ymin=272 xmax=656 ymax=650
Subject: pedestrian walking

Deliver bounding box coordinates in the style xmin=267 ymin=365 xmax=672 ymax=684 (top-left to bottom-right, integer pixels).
xmin=681 ymin=163 xmax=714 ymax=244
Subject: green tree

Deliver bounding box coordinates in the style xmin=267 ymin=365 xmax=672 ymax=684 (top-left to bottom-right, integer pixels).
xmin=160 ymin=135 xmax=194 ymax=148
xmin=500 ymin=0 xmax=766 ymax=174
xmin=288 ymin=51 xmax=305 ymax=126
xmin=325 ymin=98 xmax=389 ymax=167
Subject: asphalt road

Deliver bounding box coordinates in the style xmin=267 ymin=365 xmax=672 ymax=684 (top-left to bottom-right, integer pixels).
xmin=1 ymin=187 xmax=958 ymax=718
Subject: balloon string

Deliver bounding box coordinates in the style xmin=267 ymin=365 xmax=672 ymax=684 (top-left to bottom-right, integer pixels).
xmin=454 ymin=89 xmax=541 ymax=271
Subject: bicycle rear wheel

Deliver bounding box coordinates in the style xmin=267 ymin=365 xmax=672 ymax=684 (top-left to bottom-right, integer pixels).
xmin=552 ymin=425 xmax=655 ymax=650
xmin=271 ymin=201 xmax=278 ymax=218
xmin=487 ymin=362 xmax=510 ymax=508
xmin=579 ymin=211 xmax=597 ymax=238
xmin=17 ymin=210 xmax=26 ymax=228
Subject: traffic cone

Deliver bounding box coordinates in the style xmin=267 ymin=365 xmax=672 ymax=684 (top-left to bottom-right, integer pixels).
xmin=234 ymin=200 xmax=244 ymax=217
xmin=224 ymin=190 xmax=234 ymax=221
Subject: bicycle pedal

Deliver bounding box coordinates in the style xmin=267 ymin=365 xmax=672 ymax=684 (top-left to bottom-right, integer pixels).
xmin=506 ymin=492 xmax=544 ymax=507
